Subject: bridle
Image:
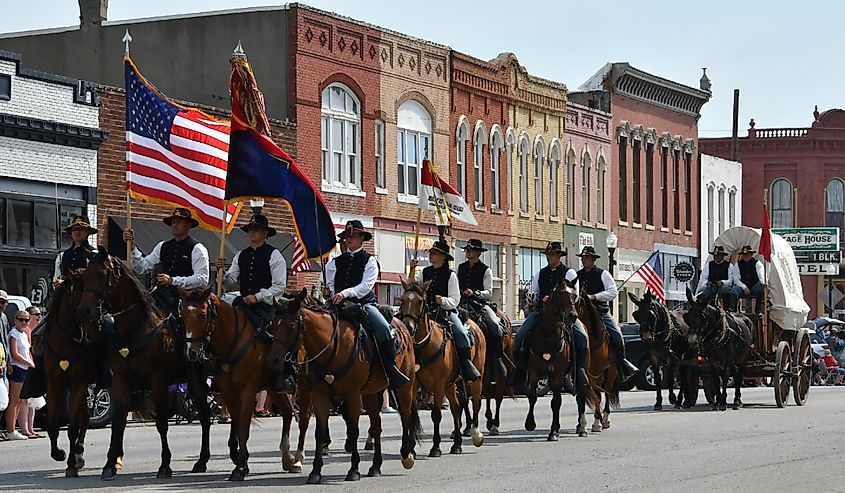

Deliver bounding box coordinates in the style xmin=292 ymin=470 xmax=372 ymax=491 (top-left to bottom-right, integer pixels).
xmin=80 ymin=258 xmax=140 ymax=328
xmin=183 ymin=297 xmax=217 ymax=363
xmin=272 ymin=305 xmax=338 ymax=368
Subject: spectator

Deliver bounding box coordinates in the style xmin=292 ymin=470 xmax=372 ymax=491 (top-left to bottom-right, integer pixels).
xmin=822 ymin=348 xmax=845 ymax=385
xmin=0 ymin=291 xmax=9 ymax=373
xmin=255 ymin=390 xmax=271 ymax=417
xmin=831 ymin=330 xmax=845 ymax=366
xmin=5 ymin=311 xmax=35 ymax=440
xmin=16 ymin=308 xmax=43 ymax=438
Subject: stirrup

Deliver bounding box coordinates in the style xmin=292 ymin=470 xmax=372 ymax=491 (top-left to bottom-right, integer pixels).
xmin=386 ymin=365 xmax=410 ymax=389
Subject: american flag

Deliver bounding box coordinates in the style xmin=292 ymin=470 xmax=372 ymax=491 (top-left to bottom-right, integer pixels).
xmin=290 ymin=236 xmax=310 ymax=274
xmin=125 ymin=59 xmax=238 ymax=232
xmin=636 ymin=251 xmax=665 ymax=303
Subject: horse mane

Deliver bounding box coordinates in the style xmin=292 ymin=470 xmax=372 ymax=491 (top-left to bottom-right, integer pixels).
xmin=578 ymin=295 xmax=605 ymax=343
xmin=111 ymin=257 xmax=162 ymax=325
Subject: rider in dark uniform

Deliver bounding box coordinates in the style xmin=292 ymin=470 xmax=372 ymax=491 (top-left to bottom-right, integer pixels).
xmin=576 ymin=246 xmax=639 ymax=382
xmin=458 ymin=239 xmax=506 ymax=378
xmin=124 ymin=208 xmax=210 ymax=316
xmin=412 ymin=240 xmax=481 ymax=382
xmin=326 ymin=220 xmax=410 ymax=389
xmin=731 ymin=245 xmax=765 ymax=315
xmin=696 ymin=245 xmax=737 ymax=310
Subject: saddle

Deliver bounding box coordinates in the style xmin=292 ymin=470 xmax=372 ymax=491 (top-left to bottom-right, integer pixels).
xmin=232 ymin=297 xmax=275 ymax=343
xmin=334 ymin=301 xmax=400 ymax=360
xmin=428 ymin=307 xmax=475 ymax=347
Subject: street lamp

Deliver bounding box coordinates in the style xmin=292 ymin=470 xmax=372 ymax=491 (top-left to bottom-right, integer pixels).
xmin=606 ymin=231 xmax=618 ymax=315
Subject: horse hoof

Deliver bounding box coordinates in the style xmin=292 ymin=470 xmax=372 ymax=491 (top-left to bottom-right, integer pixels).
xmin=668 ymin=394 xmax=677 ymax=405
xmin=75 ymin=455 xmax=85 ymax=470
xmin=732 ymin=404 xmax=741 ymax=410
xmin=52 ymin=449 xmax=67 ymax=462
xmin=547 ymin=432 xmax=558 ymax=442
xmin=429 ymin=448 xmax=442 ymax=458
xmin=101 ymin=467 xmax=117 ymax=481
xmin=719 ymin=404 xmax=727 ymax=412
xmin=490 ymin=426 xmax=500 ymax=436
xmin=306 ymin=472 xmax=323 ymax=484
xmin=711 ymin=405 xmax=718 ymax=411
xmin=674 ymin=403 xmax=682 ymax=409
xmin=65 ymin=467 xmax=79 ymax=478
xmin=653 ymin=404 xmax=663 ymax=411
xmin=525 ymin=416 xmax=536 ymax=431
xmin=191 ymin=462 xmax=207 ymax=473
xmin=115 ymin=457 xmax=124 ymax=470
xmin=156 ymin=466 xmax=173 ymax=479
xmin=345 ymin=439 xmax=355 ymax=454
xmin=321 ymin=446 xmax=330 ymax=456
xmin=345 ymin=470 xmax=361 ymax=482
xmin=282 ymin=456 xmax=293 ymax=472
xmin=602 ymin=420 xmax=611 ymax=430
xmin=450 ymin=430 xmax=459 ymax=440
xmin=577 ymin=429 xmax=588 ymax=438
xmin=228 ymin=469 xmax=245 ymax=482
xmin=367 ymin=467 xmax=382 ymax=477
xmin=450 ymin=445 xmax=462 ymax=455
xmin=290 ymin=464 xmax=302 ymax=474
xmin=591 ymin=423 xmax=602 ymax=433
xmin=401 ymin=455 xmax=415 ymax=470
xmin=486 ymin=420 xmax=493 ymax=431
xmin=682 ymin=404 xmax=693 ymax=409
xmin=462 ymin=427 xmax=471 ymax=437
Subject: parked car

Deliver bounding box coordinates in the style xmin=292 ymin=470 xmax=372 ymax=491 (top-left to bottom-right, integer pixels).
xmin=621 ymin=322 xmax=659 ymax=391
xmin=806 ymin=318 xmax=844 ymax=357
xmin=3 ymin=295 xmax=33 ymax=322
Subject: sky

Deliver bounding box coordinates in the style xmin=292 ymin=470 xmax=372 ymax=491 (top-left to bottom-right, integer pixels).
xmin=3 ymin=1 xmax=843 ymax=135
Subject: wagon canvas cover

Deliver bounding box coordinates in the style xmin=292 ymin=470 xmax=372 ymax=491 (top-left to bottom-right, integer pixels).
xmin=712 ymin=226 xmax=810 ymax=330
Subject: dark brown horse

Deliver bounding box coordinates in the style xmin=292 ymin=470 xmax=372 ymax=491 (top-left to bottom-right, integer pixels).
xmin=178 ymin=287 xmax=298 ymax=481
xmin=43 ymin=274 xmax=95 ymax=477
xmin=76 ymin=247 xmax=211 ymax=480
xmin=481 ymin=309 xmax=513 ymax=435
xmin=524 ymin=280 xmax=597 ymax=439
xmin=576 ymin=292 xmax=622 ymax=433
xmin=267 ymin=290 xmax=420 ymax=484
xmin=398 ymin=278 xmax=485 ymax=455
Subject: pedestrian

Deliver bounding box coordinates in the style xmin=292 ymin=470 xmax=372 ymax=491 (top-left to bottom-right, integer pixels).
xmin=16 ymin=308 xmax=43 ymax=438
xmin=5 ymin=311 xmax=35 ymax=440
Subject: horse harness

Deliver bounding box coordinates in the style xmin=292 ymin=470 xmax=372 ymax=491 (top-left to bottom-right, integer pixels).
xmin=409 ymin=311 xmax=448 ymax=372
xmin=651 ymin=302 xmax=688 ymax=359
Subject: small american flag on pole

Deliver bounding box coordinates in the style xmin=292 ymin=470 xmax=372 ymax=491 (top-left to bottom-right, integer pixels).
xmin=290 ymin=236 xmax=310 ymax=274
xmin=636 ymin=251 xmax=665 ymax=303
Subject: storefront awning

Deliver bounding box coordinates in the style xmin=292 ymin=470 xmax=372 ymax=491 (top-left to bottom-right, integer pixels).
xmin=108 ymin=217 xmax=317 ymax=271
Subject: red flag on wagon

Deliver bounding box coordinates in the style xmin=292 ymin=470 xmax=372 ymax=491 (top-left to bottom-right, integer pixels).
xmin=759 ymin=206 xmax=773 ymax=262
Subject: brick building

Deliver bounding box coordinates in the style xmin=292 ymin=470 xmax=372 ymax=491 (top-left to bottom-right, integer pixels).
xmin=700 ymin=108 xmax=845 ymax=318
xmin=0 ymin=50 xmax=104 ymax=299
xmin=570 ymin=63 xmax=710 ymax=319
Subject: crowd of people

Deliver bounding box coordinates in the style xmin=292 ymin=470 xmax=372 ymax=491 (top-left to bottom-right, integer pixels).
xmin=815 ymin=327 xmax=845 ymax=386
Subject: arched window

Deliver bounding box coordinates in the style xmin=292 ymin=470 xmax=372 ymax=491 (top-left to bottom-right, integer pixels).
xmin=566 ymin=149 xmax=576 ymax=219
xmin=533 ymin=137 xmax=545 ymax=215
xmin=582 ymin=151 xmax=592 ymax=222
xmin=321 ymin=84 xmax=360 ymax=190
xmin=397 ymin=100 xmax=431 ymax=198
xmin=518 ymin=134 xmax=529 ymax=213
xmin=717 ymin=186 xmax=725 ymax=234
xmin=473 ymin=123 xmax=487 ymax=206
xmin=597 ymin=155 xmax=606 ymax=224
xmin=456 ymin=117 xmax=469 ymax=197
xmin=771 ymin=179 xmax=793 ymax=228
xmin=549 ymin=141 xmax=561 ymax=217
xmin=827 ymin=179 xmax=845 ymax=246
xmin=706 ymin=184 xmax=715 ymax=249
xmin=505 ymin=129 xmax=516 ymax=211
xmin=490 ymin=127 xmax=504 ymax=209
xmin=728 ymin=188 xmax=737 ymax=229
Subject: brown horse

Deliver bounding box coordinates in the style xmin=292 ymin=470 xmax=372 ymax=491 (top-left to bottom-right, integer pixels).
xmin=178 ymin=287 xmax=298 ymax=481
xmin=267 ymin=289 xmax=420 ymax=484
xmin=479 ymin=308 xmax=513 ymax=435
xmin=398 ymin=278 xmax=485 ymax=456
xmin=524 ymin=280 xmax=597 ymax=439
xmin=576 ymin=293 xmax=622 ymax=433
xmin=43 ymin=275 xmax=94 ymax=477
xmin=76 ymin=247 xmax=211 ymax=480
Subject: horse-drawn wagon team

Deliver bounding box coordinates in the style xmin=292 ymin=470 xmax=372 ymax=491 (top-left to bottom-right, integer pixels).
xmin=18 ymin=210 xmax=812 ymax=483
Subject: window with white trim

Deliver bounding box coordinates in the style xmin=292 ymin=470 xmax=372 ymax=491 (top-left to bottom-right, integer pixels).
xmin=473 ymin=124 xmax=486 ymax=206
xmin=549 ymin=143 xmax=560 ymax=217
xmin=491 ymin=129 xmax=503 ymax=209
xmin=771 ymin=178 xmax=793 ymax=228
xmin=717 ymin=187 xmax=725 ymax=234
xmin=597 ymin=156 xmax=606 ymax=223
xmin=582 ymin=152 xmax=591 ymax=222
xmin=506 ymin=130 xmax=515 ymax=211
xmin=827 ymin=179 xmax=845 ymax=246
xmin=519 ymin=136 xmax=529 ymax=213
xmin=566 ymin=149 xmax=576 ymax=219
xmin=728 ymin=188 xmax=736 ymax=229
xmin=397 ymin=100 xmax=431 ymax=198
xmin=321 ymin=84 xmax=360 ymax=190
xmin=456 ymin=118 xmax=469 ymax=197
xmin=707 ymin=184 xmax=715 ymax=247
xmin=533 ymin=138 xmax=544 ymax=215
xmin=375 ymin=119 xmax=385 ymax=189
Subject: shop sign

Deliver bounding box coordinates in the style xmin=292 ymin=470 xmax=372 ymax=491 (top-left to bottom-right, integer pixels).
xmin=772 ymin=227 xmax=839 ymax=252
xmin=405 ymin=235 xmax=437 ymax=268
xmin=673 ymin=262 xmax=695 ymax=283
xmin=578 ymin=232 xmax=594 ymax=250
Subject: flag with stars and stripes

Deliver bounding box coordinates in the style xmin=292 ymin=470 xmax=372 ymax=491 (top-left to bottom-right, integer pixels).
xmin=290 ymin=235 xmax=310 ymax=274
xmin=636 ymin=251 xmax=665 ymax=303
xmin=124 ymin=58 xmax=240 ymax=232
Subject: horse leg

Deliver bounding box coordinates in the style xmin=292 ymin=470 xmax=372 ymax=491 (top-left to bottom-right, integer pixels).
xmin=446 ymin=384 xmax=464 ymax=455
xmin=188 ymin=369 xmax=211 ymax=473
xmin=66 ymin=382 xmax=89 ymax=477
xmin=362 ymin=394 xmax=383 ymax=477
xmin=229 ymin=389 xmax=257 ymax=481
xmin=592 ymin=391 xmax=603 ymax=433
xmin=654 ymin=362 xmax=663 ymax=411
xmin=733 ymin=366 xmax=743 ymax=410
xmin=101 ymin=386 xmax=128 ymax=481
xmin=548 ymin=389 xmax=561 ymax=441
xmin=429 ymin=387 xmax=444 ymax=458
xmin=153 ymin=388 xmax=173 ymax=479
xmin=719 ymin=373 xmax=728 ymax=411
xmin=469 ymin=380 xmax=484 ymax=447
xmin=294 ymin=388 xmax=311 ymax=473
xmin=395 ymin=382 xmax=418 ymax=469
xmin=277 ymin=394 xmax=295 ymax=472
xmin=306 ymin=391 xmax=331 ymax=484
xmin=490 ymin=390 xmax=503 ymax=436
xmin=46 ymin=380 xmax=66 ymax=464
xmin=459 ymin=385 xmax=472 ymax=437
xmin=342 ymin=394 xmax=362 ymax=482
xmin=525 ymin=375 xmax=538 ymax=432
xmin=575 ymin=387 xmax=588 ymax=438
xmin=365 ymin=391 xmax=381 ymax=452
xmin=602 ymin=393 xmax=612 ymax=429
xmin=485 ymin=389 xmax=493 ymax=431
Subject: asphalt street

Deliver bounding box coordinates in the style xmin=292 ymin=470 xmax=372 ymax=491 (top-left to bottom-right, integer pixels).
xmin=0 ymin=386 xmax=840 ymax=492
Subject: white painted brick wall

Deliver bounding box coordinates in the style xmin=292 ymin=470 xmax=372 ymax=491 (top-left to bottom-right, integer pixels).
xmin=700 ymin=153 xmax=742 ymax=265
xmin=0 ymin=60 xmax=99 ymax=128
xmin=0 ymin=136 xmax=97 ymax=187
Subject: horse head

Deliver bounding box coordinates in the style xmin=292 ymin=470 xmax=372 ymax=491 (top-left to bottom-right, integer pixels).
xmin=683 ymin=287 xmax=716 ymax=349
xmin=51 ymin=271 xmax=89 ymax=344
xmin=398 ymin=276 xmax=431 ymax=336
xmin=544 ymin=278 xmax=579 ymax=329
xmin=77 ymin=246 xmax=122 ymax=342
xmin=178 ymin=286 xmax=215 ymax=363
xmin=630 ymin=291 xmax=658 ymax=342
xmin=266 ymin=288 xmax=307 ymax=372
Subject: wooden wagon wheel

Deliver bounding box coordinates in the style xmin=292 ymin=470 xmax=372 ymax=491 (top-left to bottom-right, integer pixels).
xmin=792 ymin=331 xmax=811 ymax=406
xmin=773 ymin=341 xmax=791 ymax=408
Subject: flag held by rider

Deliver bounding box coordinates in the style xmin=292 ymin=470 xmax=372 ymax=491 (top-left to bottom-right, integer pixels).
xmin=418 ymin=159 xmax=477 ymax=226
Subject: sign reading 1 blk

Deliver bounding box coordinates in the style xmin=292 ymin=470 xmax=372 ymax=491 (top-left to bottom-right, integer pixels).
xmin=773 ymin=227 xmax=841 ymax=276
xmin=673 ymin=262 xmax=695 ymax=283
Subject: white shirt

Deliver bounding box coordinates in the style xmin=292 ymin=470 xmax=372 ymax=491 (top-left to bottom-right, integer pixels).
xmin=415 ymin=267 xmax=461 ymax=310
xmin=731 ymin=259 xmax=765 ymax=291
xmin=697 ymin=259 xmax=737 ymax=291
xmin=222 ymin=246 xmax=287 ymax=305
xmin=528 ymin=264 xmax=579 ymax=297
xmin=579 ymin=267 xmax=617 ymax=302
xmin=461 ymin=261 xmax=493 ymax=300
xmin=325 ymin=247 xmax=379 ymax=301
xmin=9 ymin=328 xmax=31 ymax=369
xmin=131 ymin=238 xmax=210 ymax=289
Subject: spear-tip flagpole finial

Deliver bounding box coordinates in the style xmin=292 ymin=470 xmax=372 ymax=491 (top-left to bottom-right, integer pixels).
xmin=122 ymin=29 xmax=133 ymax=56
xmin=233 ymin=41 xmax=245 ymax=57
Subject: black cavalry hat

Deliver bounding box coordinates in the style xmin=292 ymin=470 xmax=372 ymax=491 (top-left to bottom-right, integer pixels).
xmin=543 ymin=241 xmax=565 ymax=255
xmin=163 ymin=207 xmax=199 ymax=228
xmin=739 ymin=245 xmax=756 ymax=254
xmin=344 ymin=220 xmax=372 ymax=241
xmin=429 ymin=240 xmax=454 ymax=261
xmin=576 ymin=245 xmax=601 ymax=258
xmin=711 ymin=245 xmax=728 ymax=256
xmin=240 ymin=214 xmax=277 ymax=237
xmin=461 ymin=239 xmax=487 ymax=252
xmin=64 ymin=215 xmax=98 ymax=234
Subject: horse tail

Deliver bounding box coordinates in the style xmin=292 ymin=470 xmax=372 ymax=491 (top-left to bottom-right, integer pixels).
xmin=606 ymin=371 xmax=622 ymax=409
xmin=583 ymin=380 xmax=601 ymax=411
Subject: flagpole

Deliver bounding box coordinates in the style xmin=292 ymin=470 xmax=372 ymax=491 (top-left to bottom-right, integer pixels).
xmin=217 ymin=201 xmax=228 ymax=295
xmin=411 ymin=208 xmax=421 ymax=279
xmin=616 ymin=250 xmax=659 ymax=293
xmin=762 ymin=190 xmax=770 ymax=351
xmin=313 ymin=192 xmax=326 ymax=289
xmin=125 ymin=193 xmax=133 ymax=267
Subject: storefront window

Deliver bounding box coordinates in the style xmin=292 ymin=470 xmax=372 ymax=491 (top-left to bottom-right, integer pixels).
xmin=8 ymin=200 xmax=32 ymax=247
xmin=34 ymin=203 xmax=58 ymax=248
xmin=455 ymin=240 xmax=500 ymax=278
xmin=59 ymin=205 xmax=84 ymax=249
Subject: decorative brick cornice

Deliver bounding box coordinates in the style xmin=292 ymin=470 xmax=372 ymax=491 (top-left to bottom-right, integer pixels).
xmin=0 ymin=49 xmax=99 ymax=107
xmin=0 ymin=113 xmax=108 ymax=149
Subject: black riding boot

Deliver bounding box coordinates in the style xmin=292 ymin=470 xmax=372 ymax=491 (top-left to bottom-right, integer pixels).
xmin=457 ymin=347 xmax=481 ymax=383
xmin=611 ymin=337 xmax=639 ymax=383
xmin=724 ymin=294 xmax=738 ymax=312
xmin=269 ymin=364 xmax=297 ymax=392
xmin=379 ymin=340 xmax=410 ymax=389
xmin=754 ymin=294 xmax=765 ymax=316
xmin=563 ymin=329 xmax=590 ymax=396
xmin=489 ymin=328 xmax=507 ymax=380
xmin=512 ymin=337 xmax=530 ymax=386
